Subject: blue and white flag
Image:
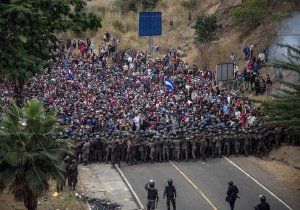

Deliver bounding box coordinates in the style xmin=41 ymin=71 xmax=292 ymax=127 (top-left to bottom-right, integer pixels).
xmin=67 ymin=69 xmax=74 ymax=81
xmin=164 ymin=78 xmax=175 ymax=93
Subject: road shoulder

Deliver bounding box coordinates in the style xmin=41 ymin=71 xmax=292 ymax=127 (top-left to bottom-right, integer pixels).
xmin=228 ymin=156 xmax=300 ymax=210
xmin=78 ymin=163 xmax=139 ymax=210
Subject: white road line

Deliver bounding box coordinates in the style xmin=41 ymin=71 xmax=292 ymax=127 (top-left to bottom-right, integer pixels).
xmin=115 ymin=165 xmax=145 ymax=210
xmin=224 ymin=157 xmax=294 ymax=210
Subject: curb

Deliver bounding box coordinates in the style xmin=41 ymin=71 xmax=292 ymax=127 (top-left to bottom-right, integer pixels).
xmin=115 ymin=164 xmax=145 ymax=210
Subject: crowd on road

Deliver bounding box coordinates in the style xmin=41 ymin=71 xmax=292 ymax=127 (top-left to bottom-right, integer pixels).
xmin=0 ymin=33 xmax=299 ymax=168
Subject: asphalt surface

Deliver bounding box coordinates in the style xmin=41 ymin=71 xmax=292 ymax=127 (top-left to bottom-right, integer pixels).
xmin=120 ymin=158 xmax=295 ymax=210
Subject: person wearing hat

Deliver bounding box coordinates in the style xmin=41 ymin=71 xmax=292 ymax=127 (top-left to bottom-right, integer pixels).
xmin=225 ymin=181 xmax=239 ymax=210
xmin=255 ymin=195 xmax=270 ymax=210
xmin=145 ymin=179 xmax=159 ymax=210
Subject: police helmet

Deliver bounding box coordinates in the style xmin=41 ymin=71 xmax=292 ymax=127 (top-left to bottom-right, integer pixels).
xmin=260 ymin=195 xmax=266 ymax=202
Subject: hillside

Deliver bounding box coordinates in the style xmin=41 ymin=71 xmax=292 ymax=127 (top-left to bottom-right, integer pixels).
xmin=63 ymin=0 xmax=300 ymax=67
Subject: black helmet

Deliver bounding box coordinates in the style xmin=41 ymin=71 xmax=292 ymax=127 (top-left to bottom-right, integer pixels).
xmin=228 ymin=181 xmax=233 ymax=186
xmin=168 ymin=179 xmax=173 ymax=185
xmin=149 ymin=179 xmax=155 ymax=187
xmin=260 ymin=195 xmax=266 ymax=202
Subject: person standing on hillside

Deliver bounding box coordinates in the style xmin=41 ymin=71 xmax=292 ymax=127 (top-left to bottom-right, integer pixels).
xmin=243 ymin=45 xmax=250 ymax=61
xmin=188 ymin=11 xmax=192 ymax=24
xmin=226 ymin=181 xmax=239 ymax=210
xmin=170 ymin=19 xmax=174 ymax=31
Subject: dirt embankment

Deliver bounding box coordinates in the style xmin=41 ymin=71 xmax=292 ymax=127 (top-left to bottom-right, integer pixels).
xmin=248 ymin=145 xmax=300 ymax=192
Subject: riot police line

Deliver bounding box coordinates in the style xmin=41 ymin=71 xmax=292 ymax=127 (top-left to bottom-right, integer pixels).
xmin=68 ymin=124 xmax=298 ymax=166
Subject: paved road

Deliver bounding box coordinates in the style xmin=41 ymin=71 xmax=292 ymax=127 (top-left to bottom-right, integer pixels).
xmin=120 ymin=158 xmax=295 ymax=210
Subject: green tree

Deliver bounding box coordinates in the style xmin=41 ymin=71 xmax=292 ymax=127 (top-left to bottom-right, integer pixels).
xmin=261 ymin=44 xmax=300 ymax=134
xmin=193 ymin=13 xmax=221 ymax=65
xmin=0 ymin=99 xmax=69 ymax=210
xmin=0 ymin=0 xmax=101 ymax=84
xmin=193 ymin=13 xmax=220 ymax=47
xmin=230 ymin=0 xmax=268 ymax=33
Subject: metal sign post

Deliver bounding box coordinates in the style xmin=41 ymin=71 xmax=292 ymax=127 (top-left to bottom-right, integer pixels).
xmin=139 ymin=12 xmax=162 ymax=55
xmin=148 ymin=36 xmax=153 ymax=55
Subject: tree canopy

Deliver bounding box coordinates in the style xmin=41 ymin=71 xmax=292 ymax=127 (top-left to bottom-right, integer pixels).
xmin=193 ymin=13 xmax=220 ymax=47
xmin=0 ymin=0 xmax=101 ymax=82
xmin=261 ymin=44 xmax=300 ymax=134
xmin=0 ymin=99 xmax=69 ymax=210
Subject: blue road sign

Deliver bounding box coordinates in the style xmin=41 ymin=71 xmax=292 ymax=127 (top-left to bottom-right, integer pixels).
xmin=139 ymin=12 xmax=162 ymax=36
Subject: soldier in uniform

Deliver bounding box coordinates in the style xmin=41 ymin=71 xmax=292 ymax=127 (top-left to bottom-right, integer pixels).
xmin=138 ymin=139 xmax=145 ymax=162
xmin=144 ymin=138 xmax=150 ymax=163
xmin=111 ymin=139 xmax=121 ymax=167
xmin=208 ymin=133 xmax=215 ymax=158
xmin=174 ymin=137 xmax=181 ymax=162
xmin=163 ymin=136 xmax=170 ymax=162
xmin=94 ymin=136 xmax=103 ymax=163
xmin=105 ymin=138 xmax=112 ymax=164
xmin=215 ymin=131 xmax=222 ymax=158
xmin=181 ymin=137 xmax=189 ymax=162
xmin=155 ymin=136 xmax=162 ymax=163
xmin=224 ymin=131 xmax=231 ymax=157
xmin=73 ymin=139 xmax=84 ymax=163
xmin=121 ymin=136 xmax=128 ymax=162
xmin=82 ymin=140 xmax=91 ymax=165
xmin=243 ymin=130 xmax=250 ymax=157
xmin=234 ymin=131 xmax=241 ymax=157
xmin=149 ymin=139 xmax=156 ymax=164
xmin=169 ymin=136 xmax=175 ymax=160
xmin=199 ymin=137 xmax=207 ymax=161
xmin=256 ymin=129 xmax=268 ymax=157
xmin=67 ymin=159 xmax=78 ymax=191
xmin=191 ymin=138 xmax=198 ymax=162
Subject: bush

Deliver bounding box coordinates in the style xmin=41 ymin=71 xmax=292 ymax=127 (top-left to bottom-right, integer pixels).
xmin=193 ymin=13 xmax=220 ymax=45
xmin=230 ymin=0 xmax=268 ymax=33
xmin=112 ymin=20 xmax=126 ymax=32
xmin=114 ymin=0 xmax=161 ymax=14
xmin=181 ymin=0 xmax=199 ymax=9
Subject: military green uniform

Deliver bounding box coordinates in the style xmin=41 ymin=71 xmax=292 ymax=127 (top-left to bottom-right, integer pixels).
xmin=234 ymin=134 xmax=240 ymax=157
xmin=243 ymin=131 xmax=250 ymax=157
xmin=169 ymin=139 xmax=175 ymax=160
xmin=208 ymin=134 xmax=215 ymax=158
xmin=155 ymin=137 xmax=162 ymax=163
xmin=105 ymin=140 xmax=112 ymax=164
xmin=215 ymin=132 xmax=222 ymax=158
xmin=149 ymin=141 xmax=155 ymax=164
xmin=181 ymin=138 xmax=189 ymax=161
xmin=199 ymin=138 xmax=207 ymax=161
xmin=224 ymin=132 xmax=231 ymax=157
xmin=174 ymin=139 xmax=181 ymax=162
xmin=82 ymin=141 xmax=91 ymax=165
xmin=138 ymin=140 xmax=145 ymax=162
xmin=191 ymin=139 xmax=198 ymax=162
xmin=163 ymin=138 xmax=170 ymax=162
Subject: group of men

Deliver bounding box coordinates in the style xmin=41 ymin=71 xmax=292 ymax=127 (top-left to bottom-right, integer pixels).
xmin=70 ymin=125 xmax=292 ymax=167
xmin=144 ymin=179 xmax=270 ymax=210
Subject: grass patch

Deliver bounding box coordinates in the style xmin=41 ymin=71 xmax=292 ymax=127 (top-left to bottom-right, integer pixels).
xmin=0 ymin=180 xmax=88 ymax=210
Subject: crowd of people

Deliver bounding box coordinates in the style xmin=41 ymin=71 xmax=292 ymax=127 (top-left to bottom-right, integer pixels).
xmin=0 ymin=34 xmax=299 ymax=168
